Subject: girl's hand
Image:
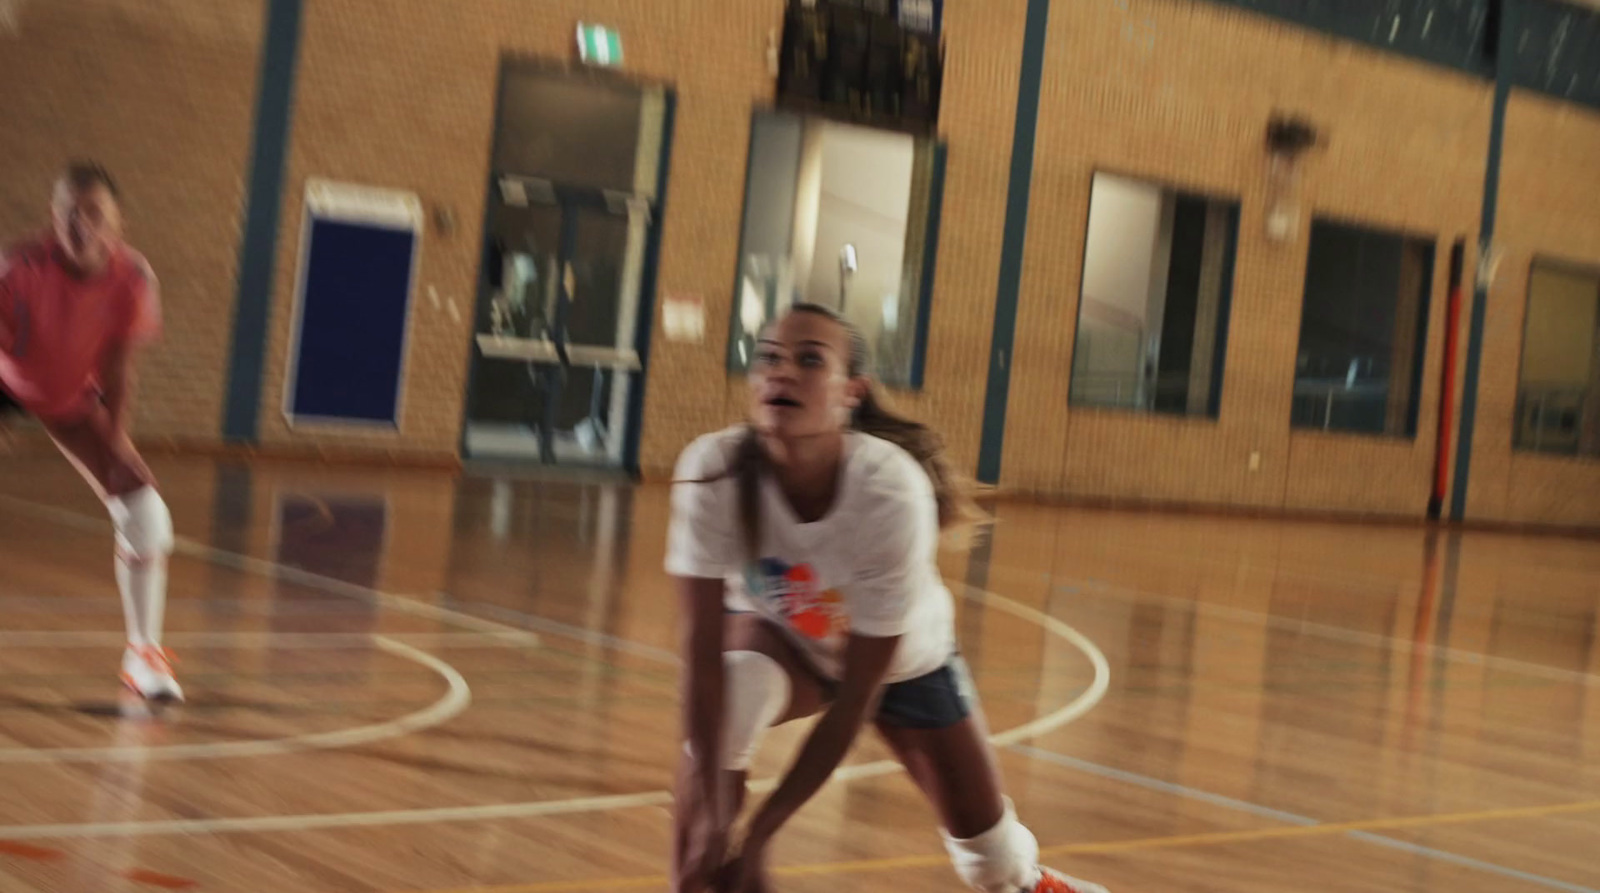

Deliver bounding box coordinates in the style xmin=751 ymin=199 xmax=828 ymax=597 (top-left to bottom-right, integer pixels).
xmin=677 ymin=816 xmax=729 ymax=893
xmin=719 ymin=835 xmax=774 ymax=893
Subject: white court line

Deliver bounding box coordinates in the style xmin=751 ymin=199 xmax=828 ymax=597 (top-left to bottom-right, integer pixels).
xmin=1050 ymin=576 xmax=1600 ymax=687
xmin=0 ymin=636 xmax=470 ymax=764
xmin=1344 ymin=831 xmax=1600 ymax=893
xmin=0 ymin=593 xmax=385 ymax=617
xmin=432 ymin=584 xmax=1113 ymax=792
xmin=0 ymin=494 xmax=541 ymax=648
xmin=0 ymin=630 xmax=537 ymax=650
xmin=0 ymin=790 xmax=680 ymax=841
xmin=1003 ymin=505 xmax=1594 ymax=595
xmin=0 ymin=586 xmax=1109 ymax=839
xmin=1011 ymin=744 xmax=1600 ymax=893
xmin=820 ymin=583 xmax=1110 ymax=787
xmin=1008 ymin=745 xmax=1317 ymax=825
xmin=433 ymin=592 xmax=683 ymax=665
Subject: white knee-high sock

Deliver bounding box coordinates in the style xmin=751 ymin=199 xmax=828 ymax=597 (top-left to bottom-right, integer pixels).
xmin=942 ymin=798 xmax=1043 ymax=893
xmin=107 ymin=487 xmax=174 ymax=648
xmin=113 ymin=556 xmax=150 ymax=646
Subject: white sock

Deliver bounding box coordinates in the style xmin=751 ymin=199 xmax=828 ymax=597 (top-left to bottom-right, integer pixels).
xmin=107 ymin=487 xmax=174 ymax=649
xmin=942 ymin=798 xmax=1042 ymax=893
xmin=114 ymin=552 xmax=168 ymax=647
xmin=113 ymin=559 xmax=149 ymax=647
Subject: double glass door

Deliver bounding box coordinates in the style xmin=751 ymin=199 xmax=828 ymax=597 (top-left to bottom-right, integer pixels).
xmin=465 ymin=175 xmax=650 ymax=467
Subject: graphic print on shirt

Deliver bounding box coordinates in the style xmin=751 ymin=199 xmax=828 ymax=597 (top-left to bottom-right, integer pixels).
xmin=744 ymin=558 xmax=848 ymax=640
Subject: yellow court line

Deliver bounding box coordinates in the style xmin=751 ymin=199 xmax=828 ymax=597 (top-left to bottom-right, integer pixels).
xmin=402 ymin=798 xmax=1600 ymax=893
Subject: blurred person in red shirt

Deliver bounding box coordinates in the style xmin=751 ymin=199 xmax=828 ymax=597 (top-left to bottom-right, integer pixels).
xmin=0 ymin=161 xmax=181 ymax=702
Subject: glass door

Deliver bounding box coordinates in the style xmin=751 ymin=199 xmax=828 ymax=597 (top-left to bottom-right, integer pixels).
xmin=464 ymin=177 xmax=648 ymax=467
xmin=465 ymin=63 xmax=667 ymax=469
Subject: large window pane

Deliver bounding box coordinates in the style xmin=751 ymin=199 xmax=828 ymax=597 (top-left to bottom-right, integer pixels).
xmin=727 ymin=111 xmax=941 ymax=386
xmin=1069 ymin=173 xmax=1239 ymax=417
xmin=1516 ymin=261 xmax=1600 ymax=456
xmin=1292 ymin=220 xmax=1434 ymax=437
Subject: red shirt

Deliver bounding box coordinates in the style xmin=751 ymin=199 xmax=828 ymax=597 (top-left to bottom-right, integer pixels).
xmin=0 ymin=235 xmax=161 ymax=421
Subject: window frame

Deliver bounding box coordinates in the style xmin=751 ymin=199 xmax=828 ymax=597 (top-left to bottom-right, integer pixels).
xmin=1511 ymin=253 xmax=1600 ymax=460
xmin=1064 ymin=167 xmax=1242 ymax=421
xmin=1289 ymin=213 xmax=1439 ymax=441
xmin=722 ymin=106 xmax=948 ymax=390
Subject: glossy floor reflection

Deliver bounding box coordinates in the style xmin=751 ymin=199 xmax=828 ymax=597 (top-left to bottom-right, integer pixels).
xmin=0 ymin=451 xmax=1596 ymax=893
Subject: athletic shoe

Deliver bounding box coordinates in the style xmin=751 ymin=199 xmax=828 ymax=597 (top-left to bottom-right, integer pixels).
xmin=121 ymin=645 xmax=183 ymax=702
xmin=1030 ymin=866 xmax=1109 ymax=893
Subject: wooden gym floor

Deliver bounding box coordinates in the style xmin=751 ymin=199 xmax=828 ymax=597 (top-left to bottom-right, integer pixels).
xmin=0 ymin=451 xmax=1596 ymax=893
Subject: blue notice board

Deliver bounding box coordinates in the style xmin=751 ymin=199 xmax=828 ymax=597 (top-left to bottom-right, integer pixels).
xmin=285 ymin=180 xmax=423 ymax=427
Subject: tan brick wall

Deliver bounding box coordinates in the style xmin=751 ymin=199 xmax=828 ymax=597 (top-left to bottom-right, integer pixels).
xmin=254 ymin=0 xmax=790 ymax=464
xmin=0 ymin=0 xmax=262 ymax=440
xmin=1004 ymin=0 xmax=1490 ymax=518
xmin=252 ymin=0 xmax=1031 ymax=476
xmin=1471 ymin=92 xmax=1600 ymax=527
xmin=11 ymin=0 xmax=1596 ymax=528
xmin=862 ymin=0 xmax=1029 ymax=476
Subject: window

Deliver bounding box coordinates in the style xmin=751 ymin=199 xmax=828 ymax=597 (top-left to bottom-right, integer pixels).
xmin=1515 ymin=260 xmax=1600 ymax=457
xmin=726 ymin=111 xmax=944 ymax=387
xmin=1292 ymin=220 xmax=1434 ymax=437
xmin=1069 ymin=173 xmax=1240 ymax=416
xmin=494 ymin=63 xmax=645 ymax=196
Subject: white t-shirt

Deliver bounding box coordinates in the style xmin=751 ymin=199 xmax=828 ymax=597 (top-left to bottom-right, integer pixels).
xmin=665 ymin=427 xmax=956 ymax=684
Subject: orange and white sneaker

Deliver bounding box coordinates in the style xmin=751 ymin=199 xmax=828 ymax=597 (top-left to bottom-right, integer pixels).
xmin=121 ymin=645 xmax=183 ymax=703
xmin=1031 ymin=867 xmax=1109 ymax=893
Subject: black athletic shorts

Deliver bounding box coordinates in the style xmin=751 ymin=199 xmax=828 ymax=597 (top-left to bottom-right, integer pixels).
xmin=731 ymin=612 xmax=975 ymax=730
xmin=849 ymin=657 xmax=975 ymax=730
xmin=0 ymin=387 xmax=22 ymax=419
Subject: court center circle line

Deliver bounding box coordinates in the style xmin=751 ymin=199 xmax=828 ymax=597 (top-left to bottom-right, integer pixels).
xmin=0 ymin=493 xmax=541 ymax=649
xmin=0 ymin=585 xmax=1107 ymax=839
xmin=0 ymin=635 xmax=470 ymax=764
xmin=0 ymin=630 xmax=537 ymax=650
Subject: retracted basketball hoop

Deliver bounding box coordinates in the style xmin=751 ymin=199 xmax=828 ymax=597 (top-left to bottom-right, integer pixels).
xmin=1265 ymin=114 xmax=1319 ymax=244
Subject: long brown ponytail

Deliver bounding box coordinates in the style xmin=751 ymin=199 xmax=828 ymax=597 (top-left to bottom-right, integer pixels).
xmin=708 ymin=303 xmax=983 ymax=559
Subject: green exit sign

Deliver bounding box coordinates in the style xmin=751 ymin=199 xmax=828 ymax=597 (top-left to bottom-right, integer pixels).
xmin=576 ymin=23 xmax=623 ymax=67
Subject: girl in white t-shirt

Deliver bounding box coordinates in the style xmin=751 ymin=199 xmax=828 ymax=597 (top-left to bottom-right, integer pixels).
xmin=666 ymin=304 xmax=1107 ymax=893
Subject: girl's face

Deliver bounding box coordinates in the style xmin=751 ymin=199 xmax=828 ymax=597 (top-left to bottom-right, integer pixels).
xmin=749 ymin=311 xmax=864 ymax=440
xmin=51 ymin=181 xmax=123 ymax=274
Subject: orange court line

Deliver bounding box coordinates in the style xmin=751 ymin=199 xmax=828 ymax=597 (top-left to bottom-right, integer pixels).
xmin=0 ymin=841 xmax=64 ymax=861
xmin=0 ymin=840 xmax=196 ymax=889
xmin=122 ymin=867 xmax=200 ymax=890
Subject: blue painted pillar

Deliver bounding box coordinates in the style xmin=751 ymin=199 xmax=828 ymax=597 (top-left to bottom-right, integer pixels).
xmin=1450 ymin=0 xmax=1518 ymax=520
xmin=222 ymin=0 xmax=304 ymax=442
xmin=975 ymin=0 xmax=1052 ymax=485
